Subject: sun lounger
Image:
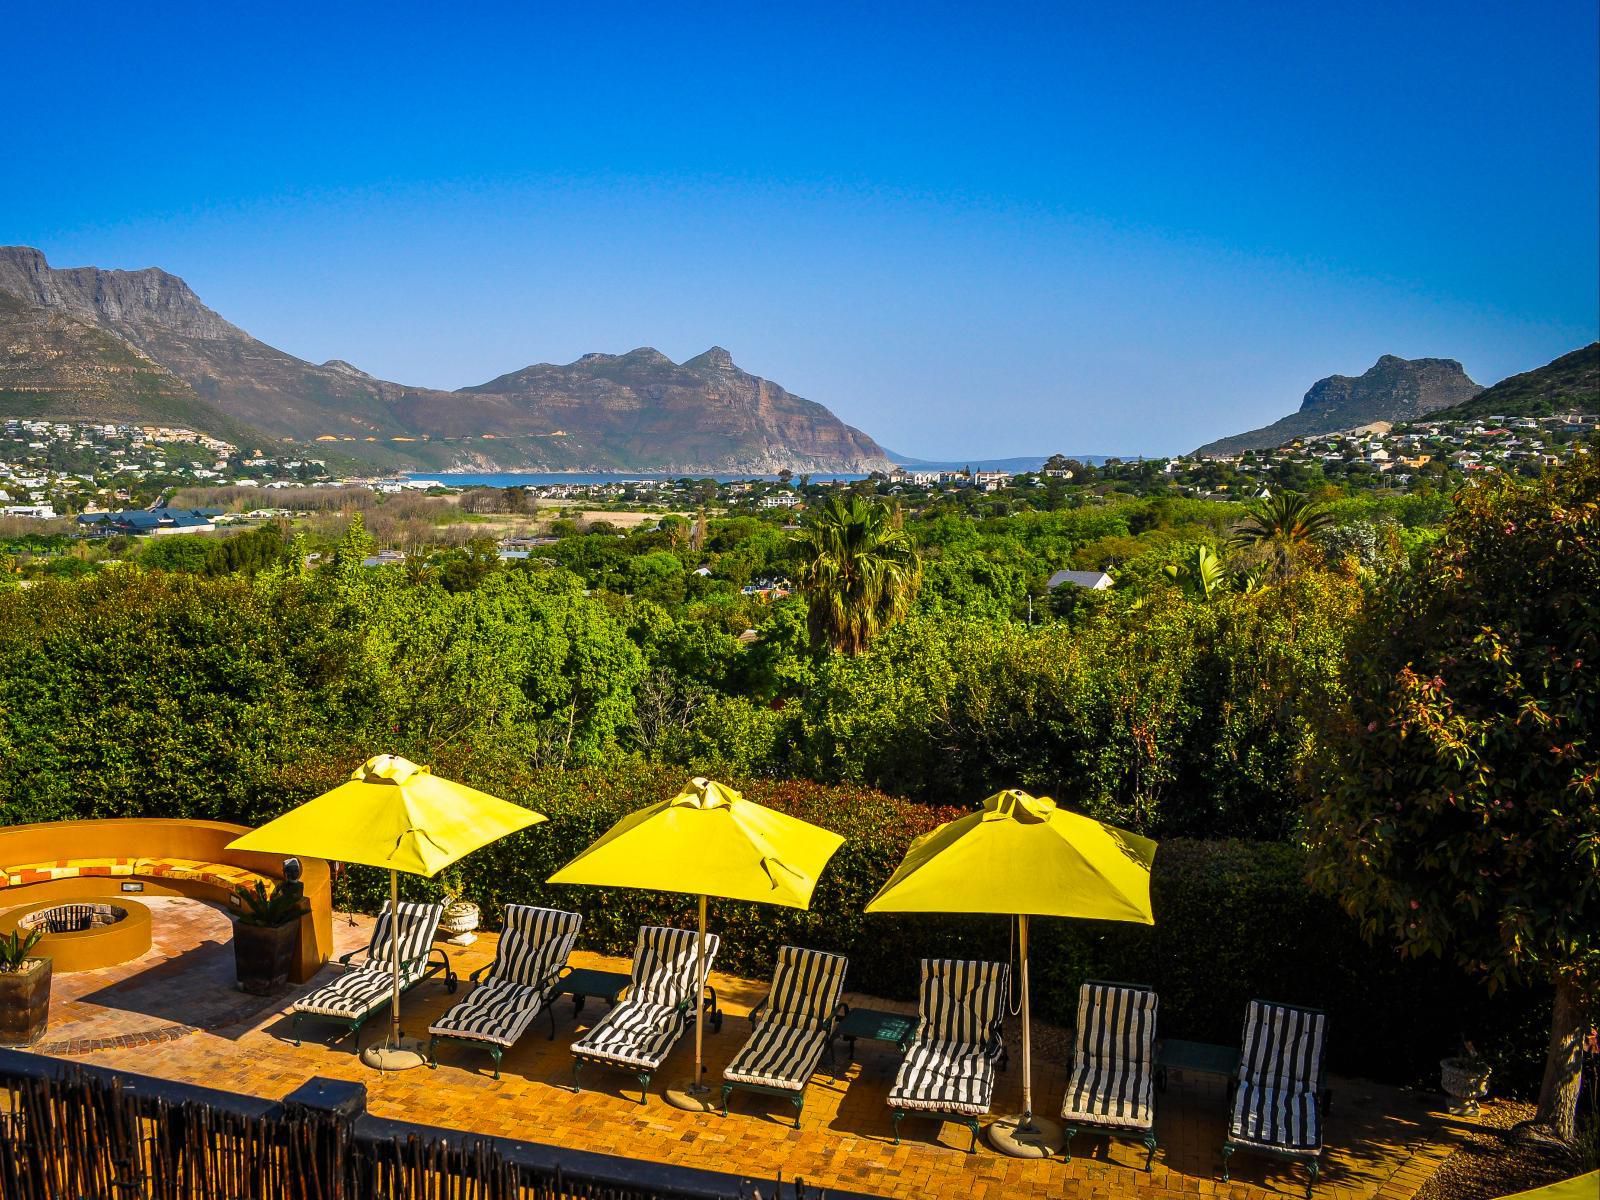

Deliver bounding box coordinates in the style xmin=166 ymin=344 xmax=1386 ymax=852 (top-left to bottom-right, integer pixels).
xmin=721 ymin=945 xmax=848 ymax=1126
xmin=1222 ymin=999 xmax=1329 ymax=1198
xmin=289 ymin=900 xmax=451 ymax=1045
xmin=570 ymin=925 xmax=721 ymax=1103
xmin=426 ymin=905 xmax=583 ymax=1078
xmin=1059 ymin=980 xmax=1159 ymax=1168
xmin=888 ymin=957 xmax=1010 ymax=1152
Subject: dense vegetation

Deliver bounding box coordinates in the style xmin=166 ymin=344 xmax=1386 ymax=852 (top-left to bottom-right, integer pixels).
xmin=0 ymin=461 xmax=1593 ymax=1126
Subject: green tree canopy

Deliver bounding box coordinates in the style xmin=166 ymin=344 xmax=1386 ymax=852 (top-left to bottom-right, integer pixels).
xmin=1304 ymin=457 xmax=1599 ymax=1141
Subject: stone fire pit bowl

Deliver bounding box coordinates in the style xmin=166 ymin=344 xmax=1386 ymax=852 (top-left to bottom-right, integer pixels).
xmin=0 ymin=899 xmax=152 ymax=972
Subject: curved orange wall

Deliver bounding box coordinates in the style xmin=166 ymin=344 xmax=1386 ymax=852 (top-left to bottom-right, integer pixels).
xmin=0 ymin=819 xmax=333 ymax=983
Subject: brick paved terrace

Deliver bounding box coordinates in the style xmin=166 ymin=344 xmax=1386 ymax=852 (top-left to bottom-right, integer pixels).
xmin=12 ymin=898 xmax=1488 ymax=1200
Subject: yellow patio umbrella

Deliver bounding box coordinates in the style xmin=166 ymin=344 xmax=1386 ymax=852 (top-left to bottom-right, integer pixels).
xmin=546 ymin=776 xmax=844 ymax=1111
xmin=227 ymin=754 xmax=545 ymax=1071
xmin=865 ymin=789 xmax=1156 ymax=1158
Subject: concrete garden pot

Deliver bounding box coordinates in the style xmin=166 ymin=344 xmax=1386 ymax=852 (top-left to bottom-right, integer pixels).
xmin=439 ymin=900 xmax=480 ymax=946
xmin=0 ymin=958 xmax=52 ymax=1046
xmin=1440 ymin=1055 xmax=1492 ymax=1115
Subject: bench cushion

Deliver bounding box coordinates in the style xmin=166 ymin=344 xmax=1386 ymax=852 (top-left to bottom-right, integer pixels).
xmin=3 ymin=858 xmax=139 ymax=887
xmin=0 ymin=857 xmax=273 ymax=895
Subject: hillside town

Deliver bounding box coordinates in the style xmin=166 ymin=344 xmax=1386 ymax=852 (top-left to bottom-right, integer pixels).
xmin=0 ymin=409 xmax=1592 ymax=528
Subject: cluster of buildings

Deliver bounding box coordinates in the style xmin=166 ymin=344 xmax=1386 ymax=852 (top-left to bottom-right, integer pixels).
xmin=0 ymin=420 xmax=328 ymax=518
xmin=1175 ymin=412 xmax=1594 ymax=491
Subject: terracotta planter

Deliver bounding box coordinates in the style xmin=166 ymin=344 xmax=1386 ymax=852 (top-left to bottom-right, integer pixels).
xmin=0 ymin=958 xmax=52 ymax=1046
xmin=234 ymin=920 xmax=300 ymax=995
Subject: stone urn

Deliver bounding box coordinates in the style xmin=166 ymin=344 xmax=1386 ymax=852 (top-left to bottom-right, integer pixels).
xmin=1440 ymin=1055 xmax=1492 ymax=1115
xmin=439 ymin=900 xmax=480 ymax=947
xmin=0 ymin=958 xmax=52 ymax=1046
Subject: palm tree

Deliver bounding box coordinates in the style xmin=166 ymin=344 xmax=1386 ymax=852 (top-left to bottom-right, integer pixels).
xmin=1229 ymin=491 xmax=1334 ymax=548
xmin=795 ymin=496 xmax=921 ymax=655
xmin=1229 ymin=491 xmax=1333 ymax=580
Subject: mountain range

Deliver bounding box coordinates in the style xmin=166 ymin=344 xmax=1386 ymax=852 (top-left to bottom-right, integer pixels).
xmin=0 ymin=247 xmax=891 ymax=473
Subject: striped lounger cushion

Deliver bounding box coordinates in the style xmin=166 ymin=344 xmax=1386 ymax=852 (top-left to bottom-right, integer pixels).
xmin=724 ymin=946 xmax=848 ymax=1091
xmin=292 ymin=900 xmax=442 ymax=1020
xmin=1229 ymin=1000 xmax=1327 ymax=1154
xmin=889 ymin=958 xmax=1010 ymax=1116
xmin=572 ymin=925 xmax=720 ymax=1071
xmin=1060 ymin=981 xmax=1158 ymax=1130
xmin=428 ymin=906 xmax=582 ymax=1047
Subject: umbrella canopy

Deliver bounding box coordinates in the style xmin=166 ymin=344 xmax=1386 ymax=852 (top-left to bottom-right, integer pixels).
xmin=547 ymin=776 xmax=842 ymax=906
xmin=547 ymin=776 xmax=843 ymax=1110
xmin=865 ymin=788 xmax=1156 ymax=1158
xmin=228 ymin=753 xmax=546 ymax=877
xmin=865 ymin=788 xmax=1155 ymax=921
xmin=227 ymin=754 xmax=546 ymax=1072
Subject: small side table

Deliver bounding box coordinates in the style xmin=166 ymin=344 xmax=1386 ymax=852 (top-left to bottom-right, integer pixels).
xmin=833 ymin=1006 xmax=917 ymax=1067
xmin=1154 ymin=1038 xmax=1240 ymax=1092
xmin=552 ymin=967 xmax=631 ymax=1018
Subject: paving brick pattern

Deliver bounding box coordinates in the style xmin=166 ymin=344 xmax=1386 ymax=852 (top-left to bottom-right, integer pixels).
xmin=13 ymin=909 xmax=1476 ymax=1200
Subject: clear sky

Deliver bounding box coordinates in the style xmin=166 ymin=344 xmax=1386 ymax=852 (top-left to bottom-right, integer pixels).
xmin=7 ymin=1 xmax=1597 ymax=458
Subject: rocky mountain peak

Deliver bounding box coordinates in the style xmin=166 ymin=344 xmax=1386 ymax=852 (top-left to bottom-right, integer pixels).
xmin=685 ymin=346 xmax=736 ymax=371
xmin=1197 ymin=353 xmax=1483 ymax=456
xmin=0 ymin=245 xmax=242 ymax=343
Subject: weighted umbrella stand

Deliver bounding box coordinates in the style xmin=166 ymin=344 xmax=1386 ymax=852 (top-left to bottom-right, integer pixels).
xmin=360 ymin=868 xmax=428 ymax=1072
xmin=663 ymin=894 xmax=720 ymax=1112
xmin=986 ymin=914 xmax=1064 ymax=1157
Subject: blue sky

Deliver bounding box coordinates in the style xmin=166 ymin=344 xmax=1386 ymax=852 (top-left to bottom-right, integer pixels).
xmin=6 ymin=1 xmax=1597 ymax=457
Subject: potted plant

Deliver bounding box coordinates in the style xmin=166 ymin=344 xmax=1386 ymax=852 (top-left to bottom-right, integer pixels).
xmin=233 ymin=881 xmax=302 ymax=995
xmin=0 ymin=927 xmax=50 ymax=1046
xmin=1440 ymin=1041 xmax=1493 ymax=1115
xmin=437 ymin=871 xmax=480 ymax=946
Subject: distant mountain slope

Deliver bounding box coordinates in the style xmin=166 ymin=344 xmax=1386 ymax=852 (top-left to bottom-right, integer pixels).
xmin=1430 ymin=343 xmax=1599 ymax=420
xmin=0 ymin=289 xmax=264 ymax=446
xmin=437 ymin=345 xmax=889 ymax=473
xmin=0 ymin=247 xmax=892 ymax=472
xmin=1196 ymin=355 xmax=1483 ymax=456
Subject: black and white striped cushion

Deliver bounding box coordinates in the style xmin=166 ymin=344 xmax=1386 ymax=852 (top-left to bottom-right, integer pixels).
xmin=571 ymin=925 xmax=721 ymax=1070
xmin=485 ymin=905 xmax=582 ymax=990
xmin=291 ymin=900 xmax=443 ymax=1020
xmin=1229 ymin=1000 xmax=1327 ymax=1152
xmin=627 ymin=925 xmax=716 ymax=1008
xmin=888 ymin=958 xmax=1009 ymax=1115
xmin=428 ymin=980 xmax=543 ymax=1047
xmin=427 ymin=906 xmax=582 ymax=1046
xmin=1059 ymin=981 xmax=1157 ymax=1130
xmin=724 ymin=946 xmax=848 ymax=1091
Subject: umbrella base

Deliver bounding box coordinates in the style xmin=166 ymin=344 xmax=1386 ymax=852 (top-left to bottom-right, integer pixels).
xmin=361 ymin=1036 xmax=429 ymax=1073
xmin=988 ymin=1113 xmax=1065 ymax=1158
xmin=664 ymin=1081 xmax=720 ymax=1113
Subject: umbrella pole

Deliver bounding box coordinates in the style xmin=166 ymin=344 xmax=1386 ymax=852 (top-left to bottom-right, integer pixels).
xmin=1020 ymin=912 xmax=1033 ymax=1126
xmin=987 ymin=913 xmax=1064 ymax=1157
xmin=390 ymin=868 xmax=402 ymax=1050
xmin=694 ymin=893 xmax=706 ymax=1087
xmin=360 ymin=868 xmax=427 ymax=1072
xmin=665 ymin=893 xmax=717 ymax=1112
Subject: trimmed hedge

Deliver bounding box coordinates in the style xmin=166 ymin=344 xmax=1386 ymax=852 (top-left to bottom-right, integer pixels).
xmin=261 ymin=750 xmax=1549 ymax=1095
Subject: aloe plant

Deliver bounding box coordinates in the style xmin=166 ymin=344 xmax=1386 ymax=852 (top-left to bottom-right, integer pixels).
xmin=0 ymin=928 xmax=43 ymax=971
xmin=235 ymin=881 xmax=300 ymax=928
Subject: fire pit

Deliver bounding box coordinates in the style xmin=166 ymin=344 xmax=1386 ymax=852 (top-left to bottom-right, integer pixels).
xmin=0 ymin=899 xmax=152 ymax=972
